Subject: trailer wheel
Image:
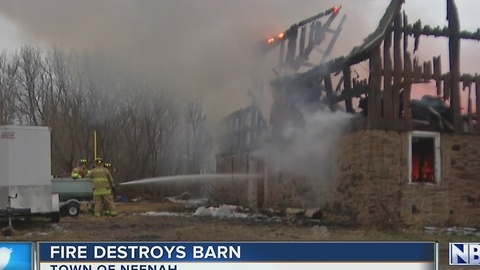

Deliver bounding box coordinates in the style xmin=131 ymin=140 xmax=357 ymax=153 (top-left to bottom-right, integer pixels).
xmin=64 ymin=201 xmax=80 ymax=217
xmin=51 ymin=212 xmax=60 ymax=223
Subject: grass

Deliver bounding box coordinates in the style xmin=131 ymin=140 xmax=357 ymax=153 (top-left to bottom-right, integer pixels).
xmin=0 ymin=202 xmax=472 ymax=269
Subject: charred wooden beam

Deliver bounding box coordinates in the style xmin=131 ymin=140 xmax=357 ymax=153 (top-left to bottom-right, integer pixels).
xmin=328 ymin=69 xmax=478 ymax=106
xmin=320 ymin=14 xmax=347 ymax=64
xmin=383 ymin=25 xmax=394 ymax=128
xmin=447 ymin=0 xmax=462 ymax=132
xmin=403 ymin=51 xmax=413 ymax=130
xmin=462 ymin=73 xmax=474 ymax=91
xmin=262 ymin=7 xmax=336 ymax=54
xmin=413 ymin=59 xmax=423 ymax=82
xmin=403 ymin=11 xmax=408 ymax=52
xmin=310 ymin=10 xmax=342 ymax=48
xmin=476 ymin=76 xmax=480 ymax=133
xmin=335 ymin=76 xmax=344 ymax=92
xmin=324 ymin=75 xmax=335 ymax=111
xmin=393 ymin=13 xmax=403 ymax=129
xmin=423 ymin=61 xmax=433 ymax=82
xmin=299 ymin=26 xmax=307 ymax=60
xmin=304 ymin=22 xmax=320 ymax=56
xmin=293 ymin=0 xmax=403 ymax=84
xmin=390 ymin=69 xmax=476 ymax=84
xmin=443 ymin=72 xmax=451 ymax=100
xmin=343 ymin=67 xmax=354 ymax=113
xmin=297 ymin=6 xmax=341 ymax=27
xmin=330 ymin=83 xmax=368 ymax=104
xmin=307 ymin=22 xmax=315 ymax=52
xmin=369 ymin=47 xmax=383 ymax=129
xmin=467 ymin=85 xmax=473 ymax=131
xmin=463 ymin=73 xmax=474 ymax=132
xmin=433 ymin=56 xmax=442 ymax=96
xmin=285 ymin=25 xmax=298 ymax=64
xmin=412 ymin=20 xmax=422 ymax=51
xmin=322 ymin=9 xmax=342 ymax=32
xmin=312 ymin=21 xmax=325 ymax=46
xmin=403 ymin=23 xmax=480 ymax=41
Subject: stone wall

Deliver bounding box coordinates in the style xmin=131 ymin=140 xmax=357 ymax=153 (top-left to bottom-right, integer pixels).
xmin=216 ymin=130 xmax=480 ymax=227
xmin=326 ymin=130 xmax=480 ymax=227
xmin=329 ymin=130 xmax=408 ymax=226
xmin=443 ymin=133 xmax=480 ymax=226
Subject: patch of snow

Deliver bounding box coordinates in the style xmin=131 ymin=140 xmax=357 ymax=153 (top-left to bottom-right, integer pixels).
xmin=51 ymin=224 xmax=63 ymax=230
xmin=193 ymin=205 xmax=265 ymax=219
xmin=24 ymin=231 xmax=49 ymax=237
xmin=424 ymin=226 xmax=479 ymax=236
xmin=136 ymin=205 xmax=277 ymax=221
xmin=138 ymin=211 xmax=187 ymax=217
xmin=192 ymin=207 xmax=212 ymax=216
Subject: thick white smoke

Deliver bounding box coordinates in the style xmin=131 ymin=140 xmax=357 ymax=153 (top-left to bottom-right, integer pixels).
xmin=267 ymin=106 xmax=354 ymax=181
xmin=1 ymin=0 xmax=479 ymax=152
xmin=0 ymin=0 xmax=388 ymax=139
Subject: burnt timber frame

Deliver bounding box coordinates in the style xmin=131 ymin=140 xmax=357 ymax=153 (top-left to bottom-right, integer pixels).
xmin=280 ymin=0 xmax=480 ymax=133
xmin=220 ymin=6 xmax=346 ymax=155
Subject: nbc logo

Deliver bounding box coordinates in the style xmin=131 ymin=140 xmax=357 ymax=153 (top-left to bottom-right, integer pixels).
xmin=450 ymin=243 xmax=480 ymax=265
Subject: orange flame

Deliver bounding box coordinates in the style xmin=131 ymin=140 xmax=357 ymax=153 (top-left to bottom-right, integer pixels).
xmin=267 ymin=37 xmax=275 ymax=44
xmin=277 ymin=33 xmax=285 ymax=39
xmin=333 ymin=5 xmax=340 ymax=15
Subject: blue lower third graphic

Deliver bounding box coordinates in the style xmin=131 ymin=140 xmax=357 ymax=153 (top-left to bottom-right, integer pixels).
xmin=0 ymin=242 xmax=33 ymax=270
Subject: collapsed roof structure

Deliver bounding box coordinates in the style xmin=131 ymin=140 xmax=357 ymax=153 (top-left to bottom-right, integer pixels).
xmin=216 ymin=0 xmax=480 ymax=227
xmin=222 ymin=0 xmax=480 ymax=156
xmin=271 ymin=0 xmax=480 ymax=134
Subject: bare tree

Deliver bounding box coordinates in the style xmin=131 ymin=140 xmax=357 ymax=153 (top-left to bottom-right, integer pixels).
xmin=183 ymin=99 xmax=214 ymax=174
xmin=0 ymin=45 xmax=217 ymax=199
xmin=0 ymin=51 xmax=19 ymax=124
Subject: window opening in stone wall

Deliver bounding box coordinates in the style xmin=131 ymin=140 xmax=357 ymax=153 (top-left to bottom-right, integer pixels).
xmin=409 ymin=131 xmax=440 ymax=184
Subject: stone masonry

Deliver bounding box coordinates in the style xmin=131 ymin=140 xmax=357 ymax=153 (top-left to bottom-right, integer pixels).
xmin=327 ymin=130 xmax=480 ymax=227
xmin=216 ymin=129 xmax=480 ymax=227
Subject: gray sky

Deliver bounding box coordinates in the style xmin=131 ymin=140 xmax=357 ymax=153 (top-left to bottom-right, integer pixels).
xmin=0 ymin=15 xmax=24 ymax=51
xmin=0 ymin=0 xmax=479 ymax=119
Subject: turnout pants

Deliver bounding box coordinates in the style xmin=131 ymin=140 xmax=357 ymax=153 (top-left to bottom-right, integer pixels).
xmin=93 ymin=193 xmax=118 ymax=217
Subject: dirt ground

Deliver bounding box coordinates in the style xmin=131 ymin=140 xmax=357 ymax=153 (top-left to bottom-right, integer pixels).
xmin=0 ymin=202 xmax=474 ymax=269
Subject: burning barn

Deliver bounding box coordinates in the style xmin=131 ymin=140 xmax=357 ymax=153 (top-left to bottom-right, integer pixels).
xmin=216 ymin=0 xmax=480 ymax=228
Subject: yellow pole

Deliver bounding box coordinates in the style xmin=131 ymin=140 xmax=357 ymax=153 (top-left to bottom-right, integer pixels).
xmin=94 ymin=130 xmax=97 ymax=160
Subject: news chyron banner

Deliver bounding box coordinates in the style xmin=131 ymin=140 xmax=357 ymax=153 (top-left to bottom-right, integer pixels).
xmin=37 ymin=242 xmax=437 ymax=270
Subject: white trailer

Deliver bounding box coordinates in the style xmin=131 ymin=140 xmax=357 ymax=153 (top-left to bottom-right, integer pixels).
xmin=0 ymin=125 xmax=60 ymax=229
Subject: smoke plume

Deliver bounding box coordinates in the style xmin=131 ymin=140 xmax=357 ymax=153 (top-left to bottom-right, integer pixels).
xmin=0 ymin=0 xmax=387 ymax=137
xmin=2 ymin=0 xmax=477 ymax=140
xmin=267 ymin=105 xmax=354 ymax=181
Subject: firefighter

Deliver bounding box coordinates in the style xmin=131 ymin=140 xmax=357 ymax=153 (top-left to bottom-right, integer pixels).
xmin=104 ymin=162 xmax=112 ymax=171
xmin=71 ymin=158 xmax=90 ymax=179
xmin=90 ymin=157 xmax=117 ymax=217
